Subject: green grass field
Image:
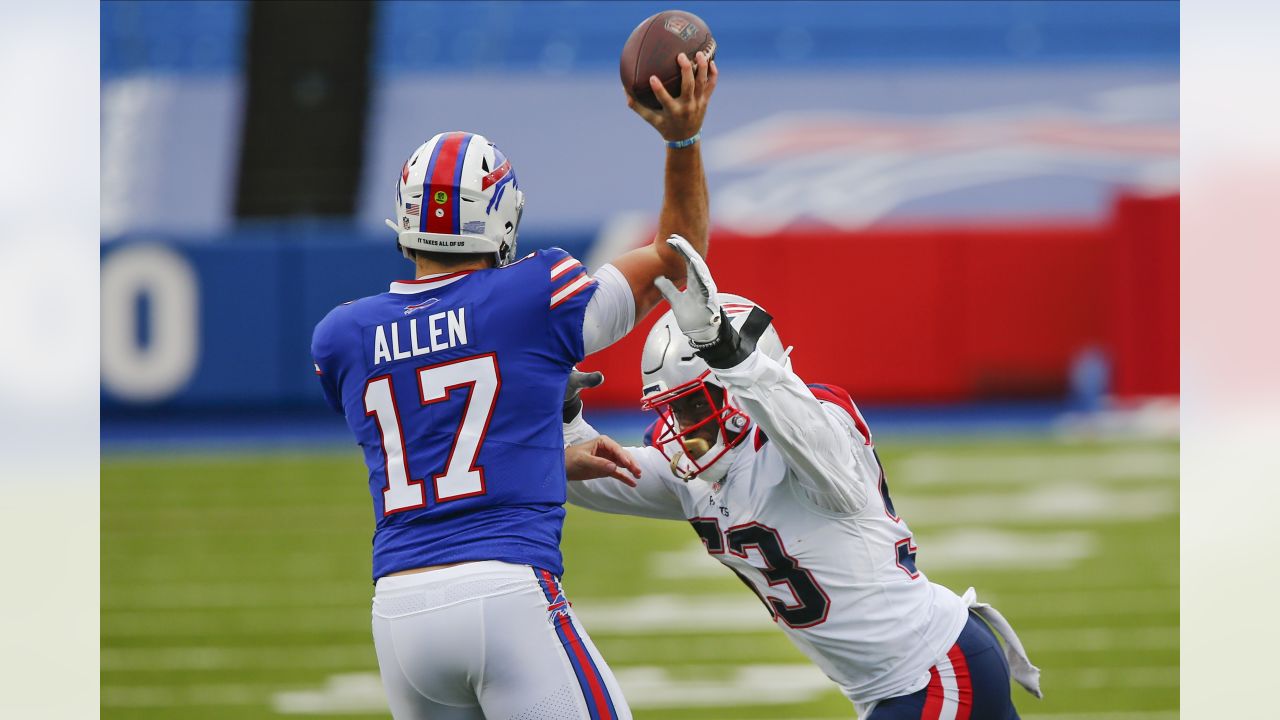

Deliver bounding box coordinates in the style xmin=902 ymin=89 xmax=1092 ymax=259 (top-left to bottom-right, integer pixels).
xmin=102 ymin=436 xmax=1178 ymax=719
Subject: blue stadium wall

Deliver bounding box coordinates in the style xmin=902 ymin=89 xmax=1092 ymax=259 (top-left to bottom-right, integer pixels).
xmin=99 ymin=230 xmax=594 ymax=412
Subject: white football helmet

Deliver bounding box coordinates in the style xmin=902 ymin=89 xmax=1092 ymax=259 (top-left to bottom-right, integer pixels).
xmin=385 ymin=131 xmax=525 ymax=267
xmin=640 ymin=294 xmax=790 ymax=483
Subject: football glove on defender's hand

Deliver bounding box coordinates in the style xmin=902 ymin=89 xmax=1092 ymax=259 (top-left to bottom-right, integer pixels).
xmin=563 ymin=368 xmax=605 ymax=423
xmin=654 ymin=234 xmax=722 ymax=346
xmin=654 ymin=234 xmax=774 ymax=370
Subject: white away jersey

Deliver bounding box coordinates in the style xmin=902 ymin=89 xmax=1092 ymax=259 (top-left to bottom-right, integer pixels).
xmin=566 ymin=352 xmax=969 ymax=705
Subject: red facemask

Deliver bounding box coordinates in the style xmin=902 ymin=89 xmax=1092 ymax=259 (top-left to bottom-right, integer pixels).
xmin=640 ymin=370 xmax=751 ymax=481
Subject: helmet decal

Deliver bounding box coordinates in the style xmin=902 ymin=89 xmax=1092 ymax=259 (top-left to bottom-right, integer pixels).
xmin=481 ymin=158 xmax=511 ymax=191
xmin=642 ymin=324 xmax=675 ymax=375
xmin=486 ymin=165 xmax=516 ymax=215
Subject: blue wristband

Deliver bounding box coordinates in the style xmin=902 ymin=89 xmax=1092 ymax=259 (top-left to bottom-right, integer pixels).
xmin=666 ymin=132 xmax=701 ymax=149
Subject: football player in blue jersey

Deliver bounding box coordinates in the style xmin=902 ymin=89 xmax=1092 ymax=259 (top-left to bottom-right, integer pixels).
xmin=311 ymin=52 xmax=716 ymax=720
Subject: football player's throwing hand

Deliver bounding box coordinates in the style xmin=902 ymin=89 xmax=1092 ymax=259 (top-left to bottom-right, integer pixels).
xmin=626 ymin=51 xmax=718 ymax=142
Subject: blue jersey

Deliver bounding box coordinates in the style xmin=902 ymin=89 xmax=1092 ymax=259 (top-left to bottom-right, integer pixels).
xmin=311 ymin=249 xmax=599 ymax=581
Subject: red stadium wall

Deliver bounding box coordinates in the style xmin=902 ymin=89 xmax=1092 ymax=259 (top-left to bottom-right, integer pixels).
xmin=582 ymin=193 xmax=1178 ymax=407
xmin=1106 ymin=194 xmax=1180 ymax=397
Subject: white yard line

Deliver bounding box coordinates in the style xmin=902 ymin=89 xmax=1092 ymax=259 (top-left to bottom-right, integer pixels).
xmin=613 ymin=664 xmax=837 ymax=709
xmin=103 ymin=607 xmax=362 ymax=636
xmin=575 ymin=589 xmax=1176 ymax=632
xmin=1018 ymin=625 xmax=1178 ymax=651
xmin=103 ymin=583 xmax=362 ymax=610
xmin=102 ymin=644 xmax=374 ymax=671
xmin=273 ymin=673 xmax=389 ymax=715
xmin=980 ymin=587 xmax=1178 ymax=618
xmin=101 ymin=623 xmax=1179 ymax=674
xmin=102 ymin=683 xmax=269 ymax=707
xmin=894 ymin=448 xmax=1179 ymax=486
xmin=895 ymin=484 xmax=1177 ymax=525
xmin=1049 ymin=665 xmax=1179 ymax=688
xmin=574 ymin=593 xmax=779 ymax=634
xmin=264 ymin=665 xmax=836 ymax=715
xmin=884 ymin=529 xmax=1097 ymax=570
xmin=103 ymin=586 xmax=1176 ymax=640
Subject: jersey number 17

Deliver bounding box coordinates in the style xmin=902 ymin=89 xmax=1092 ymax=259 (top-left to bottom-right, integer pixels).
xmin=362 ymin=354 xmax=501 ymax=514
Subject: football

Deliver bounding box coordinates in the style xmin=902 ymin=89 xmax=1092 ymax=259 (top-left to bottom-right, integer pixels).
xmin=620 ymin=10 xmax=716 ymax=110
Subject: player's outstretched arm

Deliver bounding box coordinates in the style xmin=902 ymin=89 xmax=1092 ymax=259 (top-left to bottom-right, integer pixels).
xmin=562 ymin=373 xmax=687 ymax=519
xmin=565 ymin=435 xmax=686 ymax=520
xmin=611 ymin=50 xmax=718 ymax=322
xmin=656 ymin=238 xmax=870 ymax=514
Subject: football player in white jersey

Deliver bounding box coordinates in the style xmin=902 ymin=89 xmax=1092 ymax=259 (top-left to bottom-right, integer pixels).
xmin=563 ymin=237 xmax=1042 ymax=719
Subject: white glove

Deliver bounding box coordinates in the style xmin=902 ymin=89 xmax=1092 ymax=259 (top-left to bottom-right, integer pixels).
xmin=653 ymin=234 xmax=721 ymax=346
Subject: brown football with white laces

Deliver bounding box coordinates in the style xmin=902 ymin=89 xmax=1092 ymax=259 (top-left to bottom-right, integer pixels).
xmin=620 ymin=10 xmax=716 ymax=110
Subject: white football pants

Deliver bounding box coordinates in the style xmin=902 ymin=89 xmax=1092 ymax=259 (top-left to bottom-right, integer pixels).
xmin=371 ymin=560 xmax=631 ymax=720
